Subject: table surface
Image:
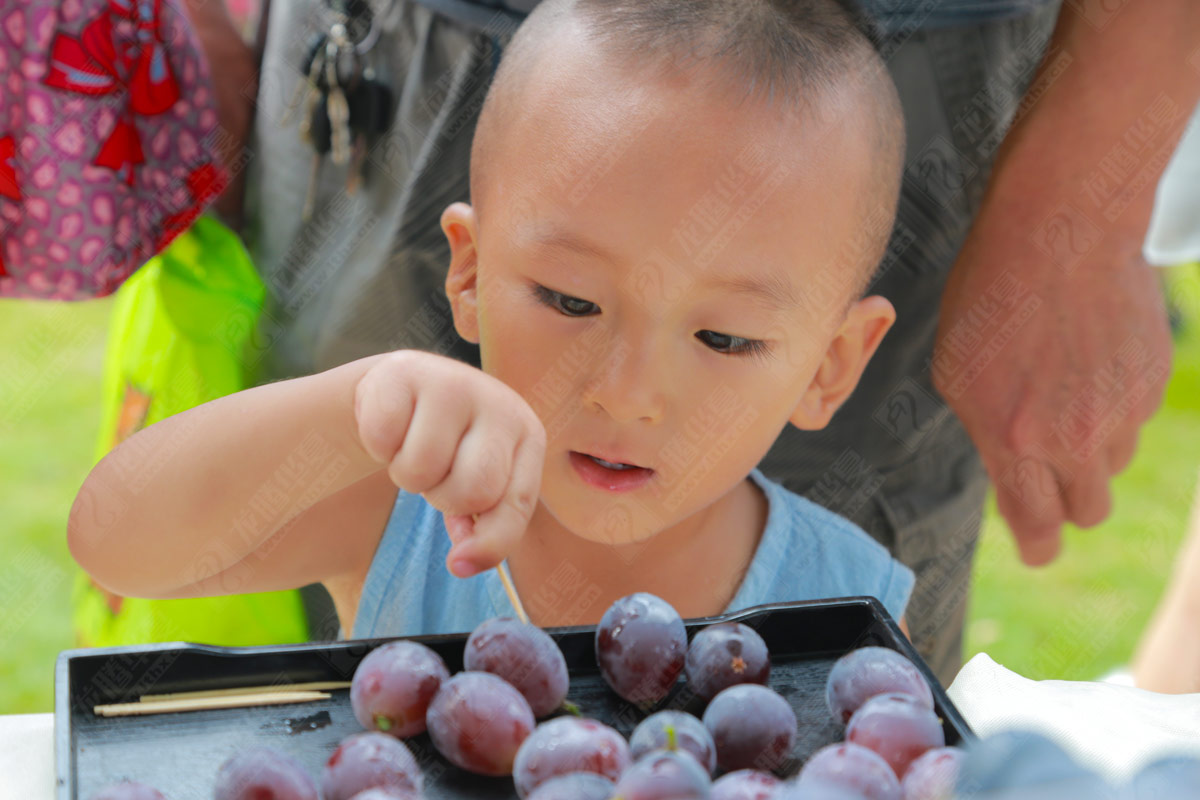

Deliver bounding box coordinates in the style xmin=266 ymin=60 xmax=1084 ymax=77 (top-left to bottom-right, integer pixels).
xmin=1 ymin=713 xmax=54 ymax=800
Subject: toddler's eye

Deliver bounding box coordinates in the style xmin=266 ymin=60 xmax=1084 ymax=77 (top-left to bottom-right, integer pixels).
xmin=696 ymin=330 xmax=770 ymax=359
xmin=533 ymin=285 xmax=599 ymax=316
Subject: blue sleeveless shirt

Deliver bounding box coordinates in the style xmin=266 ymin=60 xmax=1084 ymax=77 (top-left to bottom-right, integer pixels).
xmin=352 ymin=470 xmax=914 ymax=639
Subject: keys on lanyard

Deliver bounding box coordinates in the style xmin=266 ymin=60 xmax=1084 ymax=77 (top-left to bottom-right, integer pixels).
xmin=288 ymin=0 xmax=396 ymax=220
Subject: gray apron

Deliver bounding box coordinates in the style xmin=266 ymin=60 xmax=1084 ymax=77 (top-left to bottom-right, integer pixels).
xmin=246 ymin=0 xmax=1063 ymax=683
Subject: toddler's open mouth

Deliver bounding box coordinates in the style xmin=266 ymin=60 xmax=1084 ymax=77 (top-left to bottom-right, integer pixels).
xmin=569 ymin=451 xmax=655 ymax=492
xmin=587 ymin=455 xmax=641 ymax=470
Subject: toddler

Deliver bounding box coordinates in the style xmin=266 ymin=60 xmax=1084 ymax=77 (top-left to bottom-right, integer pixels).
xmin=70 ymin=0 xmax=913 ymax=639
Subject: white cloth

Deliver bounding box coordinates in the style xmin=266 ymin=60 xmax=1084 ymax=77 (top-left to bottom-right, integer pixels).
xmin=948 ymin=653 xmax=1200 ymax=783
xmin=0 ymin=713 xmax=54 ymax=800
xmin=1098 ymin=667 xmax=1136 ymax=688
xmin=1145 ymin=103 xmax=1200 ymax=266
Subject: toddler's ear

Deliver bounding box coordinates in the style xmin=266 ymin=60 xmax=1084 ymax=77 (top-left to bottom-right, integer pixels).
xmin=789 ymin=295 xmax=895 ymax=430
xmin=442 ymin=202 xmax=481 ymax=344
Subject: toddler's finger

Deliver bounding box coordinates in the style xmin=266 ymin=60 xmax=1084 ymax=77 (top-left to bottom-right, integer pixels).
xmin=444 ymin=513 xmax=474 ymax=546
xmin=355 ymin=364 xmax=417 ymax=465
xmin=421 ymin=423 xmax=513 ymax=517
xmin=387 ymin=389 xmax=471 ymax=493
xmin=446 ymin=430 xmax=543 ymax=578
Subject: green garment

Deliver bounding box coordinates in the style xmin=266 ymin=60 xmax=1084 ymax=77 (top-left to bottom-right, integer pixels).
xmin=73 ymin=217 xmax=308 ymax=648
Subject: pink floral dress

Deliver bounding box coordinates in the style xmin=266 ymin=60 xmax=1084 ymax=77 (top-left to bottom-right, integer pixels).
xmin=0 ymin=0 xmax=226 ymax=299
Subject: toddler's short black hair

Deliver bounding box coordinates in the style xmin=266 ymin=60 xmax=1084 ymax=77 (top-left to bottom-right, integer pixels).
xmin=473 ymin=0 xmax=906 ymax=300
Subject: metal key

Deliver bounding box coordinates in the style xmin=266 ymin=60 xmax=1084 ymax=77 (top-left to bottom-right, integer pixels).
xmin=325 ymin=62 xmax=351 ymax=164
xmin=282 ymin=33 xmax=327 ymax=126
xmin=344 ymin=71 xmax=394 ymax=193
xmin=295 ymin=40 xmax=328 ymax=142
xmin=302 ymin=29 xmax=351 ymax=216
xmin=302 ymin=94 xmax=334 ymax=221
xmin=296 ymin=3 xmax=382 ymax=210
xmin=324 ymin=25 xmax=354 ymax=166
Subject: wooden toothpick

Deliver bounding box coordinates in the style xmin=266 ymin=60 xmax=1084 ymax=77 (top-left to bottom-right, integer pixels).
xmin=465 ymin=511 xmax=530 ymax=624
xmin=139 ymin=681 xmax=351 ymax=703
xmin=495 ymin=560 xmax=529 ymax=624
xmin=95 ymin=691 xmax=331 ymax=717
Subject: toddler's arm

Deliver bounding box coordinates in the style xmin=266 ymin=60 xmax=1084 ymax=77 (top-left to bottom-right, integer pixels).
xmin=68 ymin=351 xmax=546 ymax=600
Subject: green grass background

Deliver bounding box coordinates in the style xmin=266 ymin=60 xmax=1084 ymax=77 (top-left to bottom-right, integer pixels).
xmin=3 ymin=269 xmax=1199 ymax=713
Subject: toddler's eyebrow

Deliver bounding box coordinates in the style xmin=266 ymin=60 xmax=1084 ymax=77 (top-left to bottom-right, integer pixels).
xmin=530 ymin=227 xmax=798 ymax=312
xmin=532 ymin=230 xmax=619 ymax=264
xmin=702 ymin=272 xmax=799 ymax=313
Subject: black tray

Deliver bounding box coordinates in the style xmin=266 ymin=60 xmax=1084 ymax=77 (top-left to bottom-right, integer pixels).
xmin=56 ymin=597 xmax=972 ymax=798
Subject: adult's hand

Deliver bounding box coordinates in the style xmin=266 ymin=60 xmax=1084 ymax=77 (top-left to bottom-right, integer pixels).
xmin=936 ymin=215 xmax=1170 ymax=565
xmin=933 ymin=1 xmax=1198 ymax=565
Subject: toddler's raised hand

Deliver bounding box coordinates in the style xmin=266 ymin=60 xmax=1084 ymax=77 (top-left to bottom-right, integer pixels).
xmin=354 ymin=351 xmax=546 ymax=577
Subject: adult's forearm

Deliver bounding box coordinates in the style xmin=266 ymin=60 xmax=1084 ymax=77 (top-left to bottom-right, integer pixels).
xmin=934 ymin=2 xmax=1198 ymax=563
xmin=970 ymin=1 xmax=1200 ymax=257
xmin=182 ymin=0 xmax=258 ymax=229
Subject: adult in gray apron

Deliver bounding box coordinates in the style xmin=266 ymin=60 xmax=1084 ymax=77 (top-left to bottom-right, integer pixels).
xmin=245 ymin=0 xmax=1064 ymax=683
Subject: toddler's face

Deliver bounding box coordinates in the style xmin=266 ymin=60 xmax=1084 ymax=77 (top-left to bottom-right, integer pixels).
xmin=449 ymin=28 xmax=884 ymax=545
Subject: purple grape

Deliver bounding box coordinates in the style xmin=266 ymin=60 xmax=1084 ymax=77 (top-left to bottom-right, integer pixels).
xmin=513 ymin=716 xmax=632 ymax=798
xmin=88 ymin=784 xmax=166 ymax=800
xmin=610 ymin=748 xmax=712 ymax=799
xmin=596 ymin=592 xmax=687 ymax=705
xmin=213 ymin=747 xmax=318 ymax=800
xmin=826 ymin=648 xmax=933 ymax=725
xmin=900 ymin=746 xmax=965 ymax=799
xmin=350 ymin=640 xmax=450 ymax=737
xmin=845 ymin=693 xmax=944 ymax=778
xmin=702 ymin=684 xmax=796 ymax=773
xmin=320 ymin=732 xmax=423 ymax=800
xmin=630 ymin=711 xmax=717 ymax=775
xmin=797 ymin=743 xmax=902 ymax=800
xmin=684 ymin=623 xmax=769 ymax=701
xmin=527 ymin=771 xmax=617 ymax=800
xmin=710 ymin=769 xmax=780 ymax=800
xmin=464 ymin=616 xmax=570 ymax=717
xmin=425 ymin=671 xmax=535 ymax=776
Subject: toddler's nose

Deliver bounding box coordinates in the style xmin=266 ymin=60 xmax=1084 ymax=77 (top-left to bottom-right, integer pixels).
xmin=582 ymin=342 xmax=666 ymax=424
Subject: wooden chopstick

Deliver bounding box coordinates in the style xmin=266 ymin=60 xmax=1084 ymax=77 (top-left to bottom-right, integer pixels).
xmin=95 ymin=690 xmax=332 ymax=717
xmin=139 ymin=681 xmax=351 ymax=703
